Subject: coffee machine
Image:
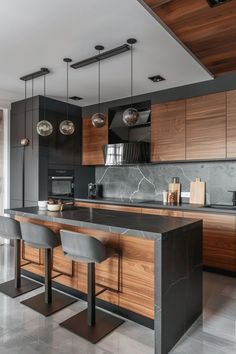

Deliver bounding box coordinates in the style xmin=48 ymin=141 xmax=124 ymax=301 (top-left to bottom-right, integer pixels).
xmin=88 ymin=183 xmax=103 ymax=199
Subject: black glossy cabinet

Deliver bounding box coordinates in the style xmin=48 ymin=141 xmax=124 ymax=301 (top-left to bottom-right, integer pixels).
xmin=10 ymin=96 xmax=91 ymax=208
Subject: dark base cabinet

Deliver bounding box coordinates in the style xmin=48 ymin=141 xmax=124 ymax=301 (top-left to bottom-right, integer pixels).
xmin=10 ymin=96 xmax=95 ymax=207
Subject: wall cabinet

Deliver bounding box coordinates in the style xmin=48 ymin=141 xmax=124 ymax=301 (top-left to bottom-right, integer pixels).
xmin=151 ymin=100 xmax=186 ymax=162
xmin=186 ymin=92 xmax=226 ymax=160
xmin=227 ymin=90 xmax=236 ymax=158
xmin=82 ymin=116 xmax=108 ymax=165
xmin=81 ymin=90 xmax=235 ymax=164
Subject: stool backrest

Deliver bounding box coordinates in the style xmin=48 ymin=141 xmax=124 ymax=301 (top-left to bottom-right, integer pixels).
xmin=60 ymin=230 xmax=107 ymax=263
xmin=20 ymin=222 xmax=60 ymax=249
xmin=0 ymin=216 xmax=21 ymax=240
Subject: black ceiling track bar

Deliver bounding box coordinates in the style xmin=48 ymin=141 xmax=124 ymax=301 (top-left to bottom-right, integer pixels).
xmin=20 ymin=67 xmax=50 ymax=81
xmin=71 ymin=44 xmax=130 ymax=69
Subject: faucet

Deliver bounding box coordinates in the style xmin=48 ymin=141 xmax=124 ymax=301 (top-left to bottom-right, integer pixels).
xmin=228 ymin=191 xmax=236 ymax=206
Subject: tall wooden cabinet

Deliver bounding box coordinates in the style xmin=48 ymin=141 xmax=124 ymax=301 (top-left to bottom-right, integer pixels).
xmin=151 ymin=100 xmax=186 ymax=162
xmin=82 ymin=116 xmax=108 ymax=165
xmin=227 ymin=89 xmax=236 ymax=158
xmin=186 ymin=92 xmax=226 ymax=160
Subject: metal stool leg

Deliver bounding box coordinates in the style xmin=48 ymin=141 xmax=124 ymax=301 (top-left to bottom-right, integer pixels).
xmin=21 ymin=247 xmax=77 ymax=316
xmin=0 ymin=240 xmax=42 ymax=298
xmin=60 ymin=261 xmax=124 ymax=343
xmin=14 ymin=239 xmax=21 ymax=289
xmin=88 ymin=263 xmax=95 ymax=326
xmin=45 ymin=248 xmax=52 ymax=304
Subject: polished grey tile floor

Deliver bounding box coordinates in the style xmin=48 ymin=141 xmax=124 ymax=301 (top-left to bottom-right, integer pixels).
xmin=0 ymin=244 xmax=236 ymax=354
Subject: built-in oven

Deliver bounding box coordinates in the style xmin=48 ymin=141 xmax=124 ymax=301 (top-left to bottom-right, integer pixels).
xmin=48 ymin=169 xmax=74 ymax=200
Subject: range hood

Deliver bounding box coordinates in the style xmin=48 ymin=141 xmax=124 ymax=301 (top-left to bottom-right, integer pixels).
xmin=103 ymin=142 xmax=150 ymax=166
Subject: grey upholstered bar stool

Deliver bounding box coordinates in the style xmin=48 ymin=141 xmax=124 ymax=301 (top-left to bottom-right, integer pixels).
xmin=20 ymin=222 xmax=77 ymax=316
xmin=59 ymin=230 xmax=124 ymax=344
xmin=0 ymin=216 xmax=41 ymax=298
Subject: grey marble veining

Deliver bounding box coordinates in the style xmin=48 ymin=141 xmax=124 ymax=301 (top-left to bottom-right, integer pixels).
xmin=96 ymin=161 xmax=236 ymax=205
xmin=5 ymin=207 xmax=201 ymax=241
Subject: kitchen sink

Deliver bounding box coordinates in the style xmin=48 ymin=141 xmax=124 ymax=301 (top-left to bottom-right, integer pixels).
xmin=205 ymin=204 xmax=236 ymax=210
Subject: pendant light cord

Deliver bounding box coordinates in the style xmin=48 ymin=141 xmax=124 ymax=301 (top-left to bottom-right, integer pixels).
xmin=23 ymin=80 xmax=27 ymax=208
xmin=31 ymin=78 xmax=34 ymax=149
xmin=98 ymin=51 xmax=101 ymax=113
xmin=131 ymin=44 xmax=133 ymax=108
xmin=66 ymin=61 xmax=69 ymax=120
xmin=43 ymin=73 xmax=46 ymax=121
xmin=24 ymin=81 xmax=27 ymax=137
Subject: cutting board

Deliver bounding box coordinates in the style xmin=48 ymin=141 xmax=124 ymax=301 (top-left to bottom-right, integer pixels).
xmin=190 ymin=178 xmax=205 ymax=205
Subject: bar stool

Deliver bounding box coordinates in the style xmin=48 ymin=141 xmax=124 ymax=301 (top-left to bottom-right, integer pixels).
xmin=0 ymin=216 xmax=42 ymax=298
xmin=59 ymin=229 xmax=124 ymax=344
xmin=20 ymin=222 xmax=77 ymax=316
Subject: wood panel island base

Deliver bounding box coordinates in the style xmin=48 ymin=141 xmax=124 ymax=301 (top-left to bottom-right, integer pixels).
xmin=6 ymin=207 xmax=203 ymax=354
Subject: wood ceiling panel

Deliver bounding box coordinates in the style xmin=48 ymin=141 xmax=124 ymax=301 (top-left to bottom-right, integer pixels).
xmin=144 ymin=0 xmax=172 ymax=7
xmin=142 ymin=0 xmax=236 ymax=75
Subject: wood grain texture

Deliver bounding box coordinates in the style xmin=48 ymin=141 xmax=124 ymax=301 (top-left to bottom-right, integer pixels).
xmin=52 ymin=246 xmax=73 ymax=276
xmin=119 ymin=235 xmax=155 ymax=319
xmin=186 ymin=92 xmax=226 ymax=160
xmin=183 ymin=211 xmax=236 ymax=272
xmin=142 ymin=208 xmax=183 ymax=217
xmin=74 ymin=202 xmax=101 ymax=209
xmin=82 ymin=116 xmax=108 ymax=165
xmin=144 ymin=0 xmax=172 ymax=7
xmin=189 ymin=178 xmax=205 ymax=205
xmin=17 ymin=216 xmax=154 ymax=318
xmin=227 ymin=90 xmax=236 ymax=158
xmin=146 ymin=0 xmax=236 ymax=75
xmin=75 ymin=202 xmax=142 ymax=214
xmin=151 ymin=100 xmax=186 ymax=161
xmin=22 ymin=242 xmax=41 ymax=265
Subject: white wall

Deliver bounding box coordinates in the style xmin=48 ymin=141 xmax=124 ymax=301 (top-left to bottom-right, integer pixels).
xmin=0 ymin=108 xmax=10 ymax=245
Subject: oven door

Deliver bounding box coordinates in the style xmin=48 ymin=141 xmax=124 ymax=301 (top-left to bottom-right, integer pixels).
xmin=48 ymin=176 xmax=74 ymax=198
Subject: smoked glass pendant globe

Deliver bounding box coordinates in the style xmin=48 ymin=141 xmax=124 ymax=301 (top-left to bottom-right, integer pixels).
xmin=36 ymin=120 xmax=53 ymax=136
xmin=122 ymin=107 xmax=139 ymax=127
xmin=59 ymin=120 xmax=75 ymax=135
xmin=91 ymin=112 xmax=106 ymax=128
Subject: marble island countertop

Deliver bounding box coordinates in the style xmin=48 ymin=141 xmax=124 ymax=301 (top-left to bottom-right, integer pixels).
xmin=75 ymin=197 xmax=236 ymax=214
xmin=5 ymin=206 xmax=201 ymax=240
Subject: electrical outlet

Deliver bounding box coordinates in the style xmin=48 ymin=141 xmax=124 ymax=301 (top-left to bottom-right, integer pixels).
xmin=181 ymin=192 xmax=190 ymax=198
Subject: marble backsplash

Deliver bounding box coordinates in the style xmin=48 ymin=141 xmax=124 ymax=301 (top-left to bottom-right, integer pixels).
xmin=96 ymin=161 xmax=236 ymax=205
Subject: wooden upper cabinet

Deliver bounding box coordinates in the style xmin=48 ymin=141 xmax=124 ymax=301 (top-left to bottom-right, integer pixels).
xmin=227 ymin=90 xmax=236 ymax=158
xmin=186 ymin=92 xmax=226 ymax=160
xmin=151 ymin=100 xmax=186 ymax=162
xmin=82 ymin=116 xmax=108 ymax=165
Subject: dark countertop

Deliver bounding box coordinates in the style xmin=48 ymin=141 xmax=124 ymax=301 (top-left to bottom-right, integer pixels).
xmin=75 ymin=197 xmax=236 ymax=215
xmin=5 ymin=206 xmax=201 ymax=241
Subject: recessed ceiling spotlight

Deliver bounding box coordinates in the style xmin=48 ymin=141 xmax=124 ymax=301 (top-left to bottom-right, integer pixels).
xmin=69 ymin=96 xmax=83 ymax=101
xmin=207 ymin=0 xmax=231 ymax=7
xmin=148 ymin=75 xmax=165 ymax=83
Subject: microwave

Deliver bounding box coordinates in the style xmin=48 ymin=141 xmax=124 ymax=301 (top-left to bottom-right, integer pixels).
xmin=48 ymin=169 xmax=74 ymax=199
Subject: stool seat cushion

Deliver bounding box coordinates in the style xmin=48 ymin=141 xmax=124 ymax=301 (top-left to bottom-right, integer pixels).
xmin=0 ymin=216 xmax=21 ymax=240
xmin=60 ymin=230 xmax=115 ymax=264
xmin=20 ymin=222 xmax=61 ymax=249
xmin=64 ymin=246 xmax=115 ymax=264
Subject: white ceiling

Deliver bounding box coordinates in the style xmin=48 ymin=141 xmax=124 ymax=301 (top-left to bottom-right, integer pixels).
xmin=0 ymin=0 xmax=213 ymax=109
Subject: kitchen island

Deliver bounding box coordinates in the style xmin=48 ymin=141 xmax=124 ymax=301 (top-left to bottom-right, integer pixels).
xmin=6 ymin=206 xmax=203 ymax=354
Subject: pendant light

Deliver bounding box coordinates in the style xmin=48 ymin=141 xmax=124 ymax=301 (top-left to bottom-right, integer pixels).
xmin=123 ymin=38 xmax=139 ymax=127
xmin=36 ymin=70 xmax=53 ymax=136
xmin=59 ymin=58 xmax=75 ymax=135
xmin=20 ymin=80 xmax=30 ymax=146
xmin=91 ymin=45 xmax=106 ymax=128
